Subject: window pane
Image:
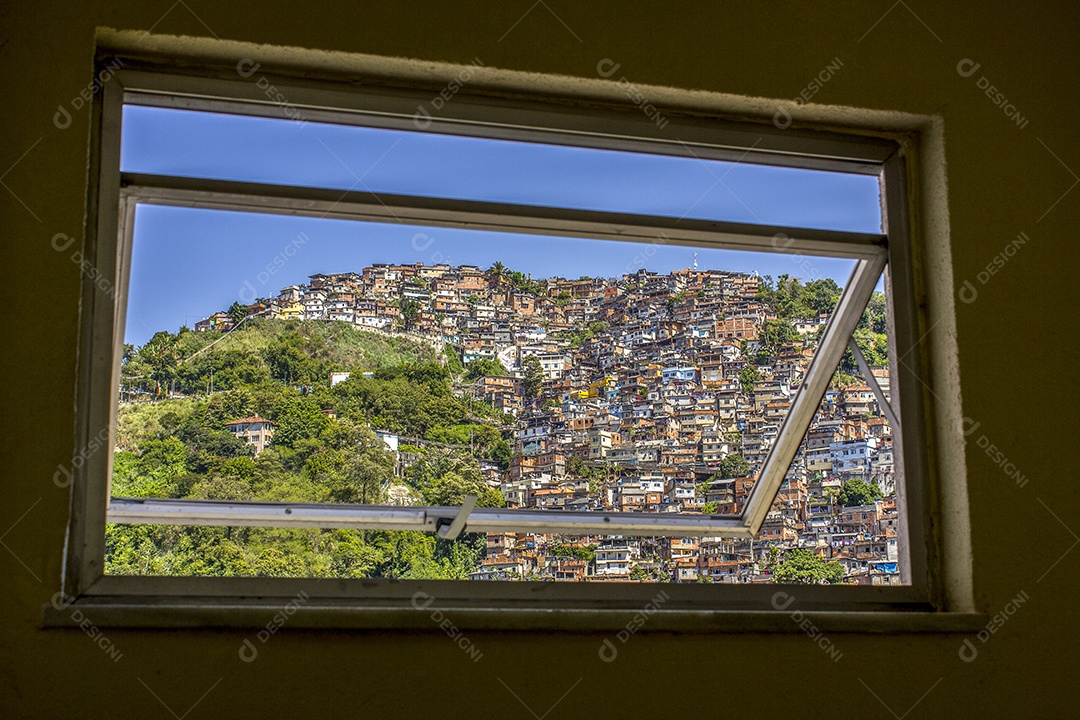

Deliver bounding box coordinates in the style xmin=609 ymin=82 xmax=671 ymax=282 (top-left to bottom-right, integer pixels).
xmin=728 ymin=289 xmax=900 ymax=586
xmin=121 ymin=105 xmax=882 ymax=233
xmin=107 ymin=204 xmax=904 ymax=582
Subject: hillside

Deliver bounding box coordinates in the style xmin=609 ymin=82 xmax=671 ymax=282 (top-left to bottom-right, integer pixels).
xmin=121 ymin=317 xmax=437 ymax=400
xmin=108 ymin=319 xmax=507 ymax=579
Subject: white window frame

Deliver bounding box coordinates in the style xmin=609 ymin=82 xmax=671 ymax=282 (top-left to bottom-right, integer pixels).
xmin=50 ymin=48 xmax=978 ymax=631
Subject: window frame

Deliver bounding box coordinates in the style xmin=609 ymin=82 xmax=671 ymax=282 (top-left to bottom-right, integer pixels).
xmin=51 ymin=49 xmax=973 ymax=630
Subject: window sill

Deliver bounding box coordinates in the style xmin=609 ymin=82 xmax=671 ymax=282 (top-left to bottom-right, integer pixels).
xmin=41 ymin=597 xmax=987 ymax=634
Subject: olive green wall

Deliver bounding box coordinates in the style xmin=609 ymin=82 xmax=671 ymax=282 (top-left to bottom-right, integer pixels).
xmin=1 ymin=2 xmax=1075 ymax=717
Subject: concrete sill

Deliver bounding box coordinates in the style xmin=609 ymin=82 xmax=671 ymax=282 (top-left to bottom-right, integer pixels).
xmin=42 ymin=598 xmax=987 ymax=634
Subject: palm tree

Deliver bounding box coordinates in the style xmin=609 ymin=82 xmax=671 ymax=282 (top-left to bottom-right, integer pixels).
xmin=489 ymin=261 xmax=507 ymax=287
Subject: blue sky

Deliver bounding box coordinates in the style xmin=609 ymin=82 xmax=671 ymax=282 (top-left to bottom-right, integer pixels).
xmin=121 ymin=106 xmax=879 ymax=346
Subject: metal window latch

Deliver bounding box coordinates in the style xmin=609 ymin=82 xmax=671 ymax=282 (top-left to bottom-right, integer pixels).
xmin=435 ymin=494 xmax=478 ymax=541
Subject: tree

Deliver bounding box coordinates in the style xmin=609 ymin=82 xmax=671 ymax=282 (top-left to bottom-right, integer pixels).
xmin=758 ymin=318 xmax=795 ymax=358
xmin=142 ymin=331 xmax=179 ymax=395
xmin=108 ymin=320 xmax=476 ymax=580
xmin=265 ymin=333 xmax=318 ymax=385
xmin=550 ymin=543 xmax=596 ymax=563
xmin=400 ymin=298 xmax=421 ymax=330
xmin=522 ymin=354 xmax=544 ymax=399
xmin=738 ymin=365 xmax=761 ymax=396
xmin=463 ymin=357 xmax=507 ymax=381
xmin=443 ymin=344 xmax=463 ymax=374
xmin=838 ymin=477 xmax=883 ymax=507
xmin=407 ymin=453 xmax=503 ymax=508
xmin=859 ymin=291 xmax=888 ymax=334
xmin=772 ymin=548 xmax=844 ymax=584
xmin=334 ymin=425 xmax=396 ymax=504
xmin=227 ymin=301 xmax=249 ymax=326
xmin=426 ymin=424 xmax=510 ymax=467
xmin=489 ymin=261 xmax=507 ymax=287
xmin=270 ymin=395 xmax=331 ymax=450
xmin=803 ymin=278 xmax=842 ymax=313
xmin=718 ymin=453 xmax=749 ymax=479
xmin=566 ymin=456 xmax=600 ymax=482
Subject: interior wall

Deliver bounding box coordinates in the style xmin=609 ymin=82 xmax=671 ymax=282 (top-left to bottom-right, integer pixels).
xmin=1 ymin=1 xmax=1076 ymax=717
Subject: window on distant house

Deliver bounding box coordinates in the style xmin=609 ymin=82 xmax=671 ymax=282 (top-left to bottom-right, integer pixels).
xmin=56 ymin=50 xmax=950 ymax=619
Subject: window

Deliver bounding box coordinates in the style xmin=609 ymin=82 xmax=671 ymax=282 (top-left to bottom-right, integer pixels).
xmin=53 ymin=50 xmax=970 ymax=627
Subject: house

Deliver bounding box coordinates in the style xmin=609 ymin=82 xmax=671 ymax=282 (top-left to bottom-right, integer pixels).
xmin=593 ymin=540 xmax=635 ymax=578
xmin=225 ymin=416 xmax=274 ymax=454
xmin=194 ymin=312 xmax=233 ymax=332
xmin=830 ymin=437 xmax=880 ymax=475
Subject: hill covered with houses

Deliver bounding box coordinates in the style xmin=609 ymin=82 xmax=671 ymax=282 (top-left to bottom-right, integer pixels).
xmin=114 ymin=260 xmax=899 ymax=584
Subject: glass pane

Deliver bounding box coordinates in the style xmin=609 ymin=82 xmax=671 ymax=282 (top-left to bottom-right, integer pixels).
xmin=715 ymin=289 xmax=900 ymax=586
xmin=107 ymin=204 xmax=900 ymax=581
xmin=121 ymin=105 xmax=882 ymax=233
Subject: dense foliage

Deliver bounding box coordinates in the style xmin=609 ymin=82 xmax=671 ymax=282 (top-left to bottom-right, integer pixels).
xmin=754 ymin=274 xmax=890 ymax=384
xmin=108 ymin=320 xmax=510 ymax=579
xmin=770 ymin=548 xmax=845 ymax=584
xmin=838 ymin=477 xmax=884 ymax=507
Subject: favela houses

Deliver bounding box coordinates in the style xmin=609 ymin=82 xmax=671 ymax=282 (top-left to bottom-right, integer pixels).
xmin=114 ymin=260 xmax=897 ymax=585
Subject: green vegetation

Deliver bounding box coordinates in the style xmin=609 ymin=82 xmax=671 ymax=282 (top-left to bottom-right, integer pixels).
xmin=550 ymin=543 xmax=596 ymax=563
xmin=108 ymin=319 xmax=509 ymax=579
xmin=757 ymin=275 xmax=842 ymax=322
xmin=522 ymin=354 xmax=544 ymax=399
xmin=738 ymin=365 xmax=761 ymax=395
xmin=770 ymin=548 xmax=845 ymax=584
xmin=555 ymin=321 xmax=610 ymax=348
xmin=121 ymin=318 xmax=435 ymax=397
xmin=836 ymin=292 xmax=889 ymax=377
xmin=463 ymin=357 xmax=508 ymax=380
xmin=443 ymin=343 xmax=463 ymax=374
xmin=226 ymin=300 xmax=250 ymax=326
xmin=400 ymin=298 xmax=422 ymax=330
xmin=717 ymin=454 xmax=750 ymax=479
xmin=838 ymin=477 xmax=883 ymax=507
xmin=504 ymin=268 xmax=545 ymax=296
xmin=754 ymin=275 xmax=890 ymax=381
